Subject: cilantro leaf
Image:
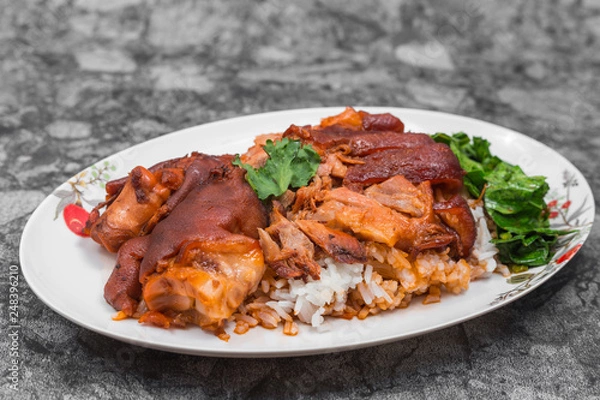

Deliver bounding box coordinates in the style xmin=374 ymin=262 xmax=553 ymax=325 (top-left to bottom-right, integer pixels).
xmin=233 ymin=138 xmax=321 ymax=200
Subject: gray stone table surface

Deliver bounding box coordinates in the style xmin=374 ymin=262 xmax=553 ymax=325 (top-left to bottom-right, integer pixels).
xmin=1 ymin=0 xmax=600 ymax=399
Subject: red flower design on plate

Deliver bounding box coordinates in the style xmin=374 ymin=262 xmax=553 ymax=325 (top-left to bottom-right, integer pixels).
xmin=556 ymin=244 xmax=582 ymax=264
xmin=63 ymin=204 xmax=90 ymax=237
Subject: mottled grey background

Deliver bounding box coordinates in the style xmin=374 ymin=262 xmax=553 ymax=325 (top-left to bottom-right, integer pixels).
xmin=1 ymin=0 xmax=600 ymax=399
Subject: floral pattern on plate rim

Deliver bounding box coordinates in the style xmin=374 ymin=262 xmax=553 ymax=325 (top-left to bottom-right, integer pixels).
xmin=52 ymin=160 xmax=117 ymax=236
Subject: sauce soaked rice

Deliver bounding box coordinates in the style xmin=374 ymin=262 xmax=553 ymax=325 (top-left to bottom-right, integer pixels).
xmin=232 ymin=203 xmax=502 ymax=337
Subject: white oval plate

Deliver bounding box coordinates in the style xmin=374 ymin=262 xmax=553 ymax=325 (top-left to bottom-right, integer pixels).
xmin=20 ymin=107 xmax=594 ymax=358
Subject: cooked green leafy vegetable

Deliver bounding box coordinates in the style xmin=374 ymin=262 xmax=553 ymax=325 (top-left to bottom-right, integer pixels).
xmin=233 ymin=138 xmax=321 ymax=200
xmin=432 ymin=132 xmax=569 ymax=269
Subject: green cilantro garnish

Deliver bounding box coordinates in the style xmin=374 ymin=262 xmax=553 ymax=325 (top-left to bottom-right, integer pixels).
xmin=233 ymin=138 xmax=321 ymax=200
